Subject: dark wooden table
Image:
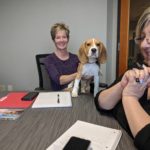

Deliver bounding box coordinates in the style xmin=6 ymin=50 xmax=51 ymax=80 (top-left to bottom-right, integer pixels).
xmin=0 ymin=93 xmax=137 ymax=150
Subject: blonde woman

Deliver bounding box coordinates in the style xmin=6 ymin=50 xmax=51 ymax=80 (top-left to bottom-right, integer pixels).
xmin=95 ymin=7 xmax=150 ymax=150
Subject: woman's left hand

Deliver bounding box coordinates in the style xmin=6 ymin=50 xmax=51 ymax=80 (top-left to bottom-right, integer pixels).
xmin=122 ymin=66 xmax=150 ymax=99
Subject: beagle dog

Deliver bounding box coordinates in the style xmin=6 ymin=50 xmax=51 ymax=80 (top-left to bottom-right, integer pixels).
xmin=72 ymin=38 xmax=107 ymax=97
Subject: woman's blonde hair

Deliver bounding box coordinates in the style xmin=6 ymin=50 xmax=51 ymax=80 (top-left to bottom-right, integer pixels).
xmin=135 ymin=7 xmax=150 ymax=44
xmin=50 ymin=23 xmax=70 ymax=41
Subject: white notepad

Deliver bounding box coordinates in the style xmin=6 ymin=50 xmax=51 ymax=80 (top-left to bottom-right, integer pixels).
xmin=46 ymin=120 xmax=122 ymax=150
xmin=32 ymin=92 xmax=72 ymax=108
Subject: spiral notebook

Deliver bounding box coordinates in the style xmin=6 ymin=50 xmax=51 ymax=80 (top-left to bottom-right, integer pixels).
xmin=46 ymin=120 xmax=122 ymax=150
xmin=32 ymin=91 xmax=72 ymax=108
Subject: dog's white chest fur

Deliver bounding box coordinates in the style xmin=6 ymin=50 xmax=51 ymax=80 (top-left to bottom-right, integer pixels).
xmin=82 ymin=63 xmax=100 ymax=76
xmin=72 ymin=63 xmax=100 ymax=97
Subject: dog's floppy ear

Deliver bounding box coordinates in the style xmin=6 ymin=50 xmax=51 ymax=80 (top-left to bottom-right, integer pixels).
xmin=98 ymin=42 xmax=107 ymax=64
xmin=78 ymin=42 xmax=88 ymax=64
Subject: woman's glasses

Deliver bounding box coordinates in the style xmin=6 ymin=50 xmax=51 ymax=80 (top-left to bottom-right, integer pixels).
xmin=134 ymin=34 xmax=150 ymax=44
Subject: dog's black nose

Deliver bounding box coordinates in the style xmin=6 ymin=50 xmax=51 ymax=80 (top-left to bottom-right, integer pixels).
xmin=91 ymin=48 xmax=96 ymax=53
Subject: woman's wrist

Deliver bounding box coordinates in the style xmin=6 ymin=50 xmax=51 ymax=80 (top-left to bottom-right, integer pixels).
xmin=122 ymin=95 xmax=139 ymax=102
xmin=118 ymin=82 xmax=124 ymax=91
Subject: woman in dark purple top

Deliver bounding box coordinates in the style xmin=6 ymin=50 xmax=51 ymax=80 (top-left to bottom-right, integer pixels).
xmin=44 ymin=52 xmax=79 ymax=90
xmin=43 ymin=23 xmax=79 ymax=91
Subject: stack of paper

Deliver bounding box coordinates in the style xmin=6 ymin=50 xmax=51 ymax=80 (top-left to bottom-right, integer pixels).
xmin=32 ymin=91 xmax=72 ymax=108
xmin=46 ymin=120 xmax=122 ymax=150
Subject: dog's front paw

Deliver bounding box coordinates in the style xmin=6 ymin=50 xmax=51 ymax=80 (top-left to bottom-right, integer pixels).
xmin=81 ymin=85 xmax=90 ymax=94
xmin=72 ymin=89 xmax=78 ymax=97
xmin=81 ymin=87 xmax=86 ymax=93
xmin=72 ymin=92 xmax=78 ymax=97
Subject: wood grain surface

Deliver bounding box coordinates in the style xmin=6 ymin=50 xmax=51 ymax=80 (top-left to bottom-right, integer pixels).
xmin=0 ymin=93 xmax=137 ymax=150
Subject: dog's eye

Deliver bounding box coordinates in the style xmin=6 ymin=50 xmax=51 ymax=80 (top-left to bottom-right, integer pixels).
xmin=96 ymin=43 xmax=100 ymax=47
xmin=87 ymin=43 xmax=91 ymax=46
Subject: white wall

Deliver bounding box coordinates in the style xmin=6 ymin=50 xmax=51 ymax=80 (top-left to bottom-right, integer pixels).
xmin=106 ymin=0 xmax=118 ymax=83
xmin=0 ymin=0 xmax=118 ymax=91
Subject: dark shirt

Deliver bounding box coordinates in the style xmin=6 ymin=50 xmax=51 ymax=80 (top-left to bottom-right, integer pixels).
xmin=94 ymin=62 xmax=150 ymax=150
xmin=43 ymin=52 xmax=79 ymax=91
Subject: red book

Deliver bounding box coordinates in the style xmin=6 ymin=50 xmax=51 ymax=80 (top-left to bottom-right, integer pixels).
xmin=0 ymin=92 xmax=34 ymax=109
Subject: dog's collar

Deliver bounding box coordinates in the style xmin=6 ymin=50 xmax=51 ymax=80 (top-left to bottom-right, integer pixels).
xmin=88 ymin=60 xmax=97 ymax=63
xmin=88 ymin=62 xmax=96 ymax=64
xmin=88 ymin=57 xmax=98 ymax=63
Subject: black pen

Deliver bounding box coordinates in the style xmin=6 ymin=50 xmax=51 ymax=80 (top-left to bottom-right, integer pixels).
xmin=136 ymin=63 xmax=144 ymax=84
xmin=57 ymin=94 xmax=60 ymax=103
xmin=136 ymin=62 xmax=144 ymax=70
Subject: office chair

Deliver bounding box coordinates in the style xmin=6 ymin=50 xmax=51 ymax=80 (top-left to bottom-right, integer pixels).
xmin=35 ymin=54 xmax=52 ymax=91
xmin=35 ymin=54 xmax=108 ymax=92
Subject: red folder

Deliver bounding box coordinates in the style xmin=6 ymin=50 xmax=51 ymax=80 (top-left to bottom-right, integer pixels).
xmin=0 ymin=92 xmax=34 ymax=109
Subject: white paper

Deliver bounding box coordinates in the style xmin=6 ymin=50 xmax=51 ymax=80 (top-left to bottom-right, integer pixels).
xmin=46 ymin=120 xmax=122 ymax=150
xmin=32 ymin=92 xmax=72 ymax=108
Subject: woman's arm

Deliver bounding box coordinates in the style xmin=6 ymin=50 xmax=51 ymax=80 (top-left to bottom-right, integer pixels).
xmin=59 ymin=73 xmax=77 ymax=85
xmin=97 ymin=70 xmax=130 ymax=110
xmin=122 ymin=96 xmax=150 ymax=137
xmin=98 ymin=82 xmax=123 ymax=110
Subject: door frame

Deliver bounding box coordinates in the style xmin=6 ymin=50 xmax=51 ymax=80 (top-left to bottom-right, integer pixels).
xmin=118 ymin=0 xmax=130 ymax=76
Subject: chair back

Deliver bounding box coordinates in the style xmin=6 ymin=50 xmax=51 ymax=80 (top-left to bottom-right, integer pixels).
xmin=35 ymin=54 xmax=52 ymax=90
